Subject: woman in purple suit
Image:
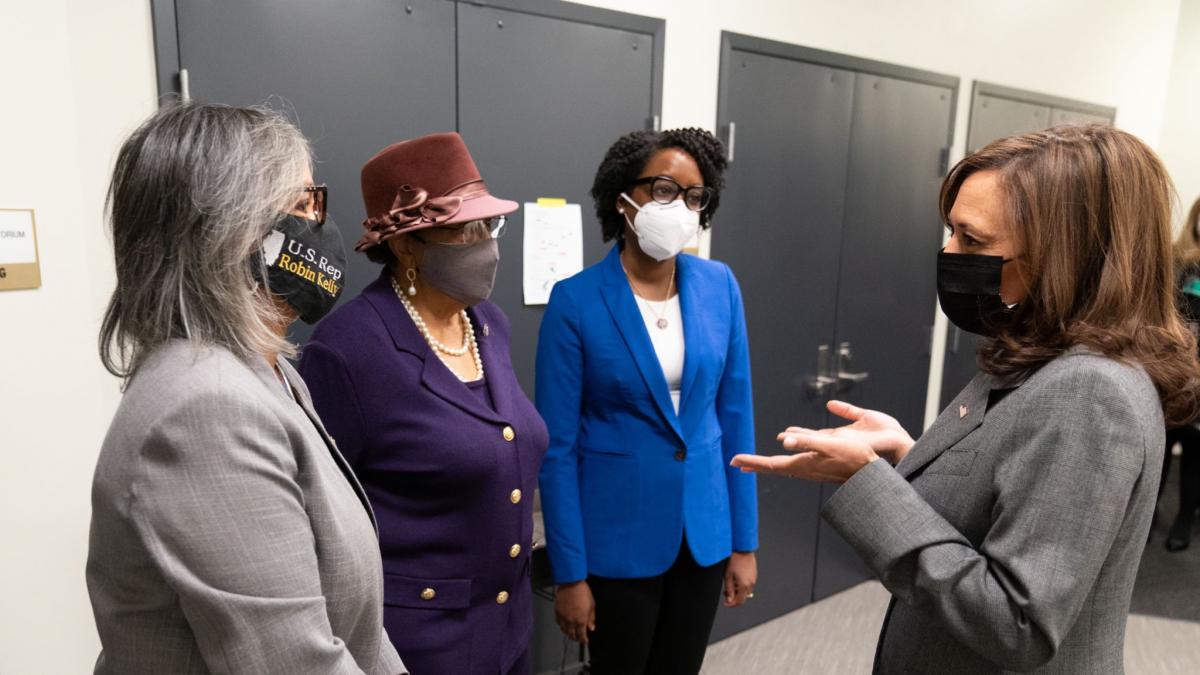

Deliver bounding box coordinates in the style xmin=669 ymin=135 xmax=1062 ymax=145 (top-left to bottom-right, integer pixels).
xmin=298 ymin=132 xmax=548 ymax=675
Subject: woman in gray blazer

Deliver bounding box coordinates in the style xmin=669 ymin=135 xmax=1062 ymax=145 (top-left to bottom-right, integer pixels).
xmin=87 ymin=103 xmax=405 ymax=675
xmin=735 ymin=124 xmax=1200 ymax=674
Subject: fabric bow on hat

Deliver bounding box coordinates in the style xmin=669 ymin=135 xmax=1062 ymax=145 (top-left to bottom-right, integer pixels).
xmin=355 ymin=185 xmax=464 ymax=252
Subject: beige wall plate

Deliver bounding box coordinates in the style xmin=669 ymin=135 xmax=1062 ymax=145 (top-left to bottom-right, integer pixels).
xmin=0 ymin=208 xmax=41 ymax=291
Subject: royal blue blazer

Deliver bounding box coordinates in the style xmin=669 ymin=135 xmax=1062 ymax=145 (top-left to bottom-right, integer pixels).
xmin=536 ymin=245 xmax=758 ymax=584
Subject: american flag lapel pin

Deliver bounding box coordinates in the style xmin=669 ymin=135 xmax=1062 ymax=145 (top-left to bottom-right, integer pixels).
xmin=959 ymin=404 xmax=969 ymax=419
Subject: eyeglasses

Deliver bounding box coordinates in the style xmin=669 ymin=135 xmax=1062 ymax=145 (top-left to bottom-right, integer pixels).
xmin=297 ymin=185 xmax=328 ymax=225
xmin=413 ymin=216 xmax=507 ymax=245
xmin=631 ymin=176 xmax=714 ymax=212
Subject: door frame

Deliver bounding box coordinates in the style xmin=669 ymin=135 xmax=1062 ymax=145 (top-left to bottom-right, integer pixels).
xmin=151 ymin=0 xmax=665 ymax=123
xmin=717 ymin=31 xmax=960 ymax=155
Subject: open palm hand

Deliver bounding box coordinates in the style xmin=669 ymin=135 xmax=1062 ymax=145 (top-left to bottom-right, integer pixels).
xmin=795 ymin=400 xmax=915 ymax=463
xmin=730 ymin=400 xmax=917 ymax=483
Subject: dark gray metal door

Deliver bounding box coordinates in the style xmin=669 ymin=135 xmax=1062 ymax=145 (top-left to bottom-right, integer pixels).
xmin=968 ymin=94 xmax=1051 ymax=151
xmin=710 ymin=48 xmax=855 ymax=639
xmin=813 ymin=72 xmax=955 ymax=601
xmin=456 ymin=1 xmax=660 ymax=394
xmin=163 ymin=4 xmax=664 ymax=670
xmin=714 ymin=32 xmax=958 ymax=629
xmin=1051 ymin=108 xmax=1113 ymax=126
xmin=171 ymin=0 xmax=458 ymax=343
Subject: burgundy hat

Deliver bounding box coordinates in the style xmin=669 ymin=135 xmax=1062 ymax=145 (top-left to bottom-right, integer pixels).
xmin=356 ymin=132 xmax=518 ymax=252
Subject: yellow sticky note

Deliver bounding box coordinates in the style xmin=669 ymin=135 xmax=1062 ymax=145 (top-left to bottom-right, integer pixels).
xmin=537 ymin=198 xmax=567 ymax=208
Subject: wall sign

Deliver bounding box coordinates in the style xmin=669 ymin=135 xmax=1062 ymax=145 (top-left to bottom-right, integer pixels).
xmin=0 ymin=209 xmax=41 ymax=291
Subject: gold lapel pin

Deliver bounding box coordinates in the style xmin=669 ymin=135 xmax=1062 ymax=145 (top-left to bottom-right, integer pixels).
xmin=959 ymin=404 xmax=969 ymax=419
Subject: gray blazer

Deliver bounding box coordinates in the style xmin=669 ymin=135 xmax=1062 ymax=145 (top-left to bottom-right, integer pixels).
xmin=87 ymin=340 xmax=406 ymax=675
xmin=824 ymin=349 xmax=1163 ymax=674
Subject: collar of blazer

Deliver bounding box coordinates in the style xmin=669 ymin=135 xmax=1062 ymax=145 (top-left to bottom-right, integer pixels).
xmin=598 ymin=244 xmax=704 ymax=444
xmin=248 ymin=354 xmax=381 ymax=534
xmin=361 ymin=269 xmax=514 ymax=426
xmin=897 ymin=362 xmax=1038 ymax=479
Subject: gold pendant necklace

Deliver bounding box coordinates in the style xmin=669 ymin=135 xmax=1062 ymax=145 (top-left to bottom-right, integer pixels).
xmin=621 ymin=260 xmax=675 ymax=330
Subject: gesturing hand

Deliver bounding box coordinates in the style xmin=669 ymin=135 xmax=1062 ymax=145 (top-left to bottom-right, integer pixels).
xmin=815 ymin=400 xmax=916 ymax=464
xmin=730 ymin=400 xmax=915 ymax=483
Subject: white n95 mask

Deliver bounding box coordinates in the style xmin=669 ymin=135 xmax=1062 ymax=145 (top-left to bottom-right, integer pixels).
xmin=620 ymin=193 xmax=700 ymax=261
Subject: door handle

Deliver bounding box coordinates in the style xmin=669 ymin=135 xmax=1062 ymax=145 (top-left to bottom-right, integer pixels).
xmin=803 ymin=344 xmax=838 ymax=397
xmin=835 ymin=342 xmax=869 ymax=389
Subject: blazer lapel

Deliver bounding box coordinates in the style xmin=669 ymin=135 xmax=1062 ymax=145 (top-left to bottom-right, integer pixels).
xmin=896 ymin=373 xmax=991 ymax=479
xmin=364 ymin=269 xmax=507 ymax=425
xmin=263 ymin=357 xmax=380 ymax=533
xmin=676 ymin=254 xmax=703 ymax=416
xmin=598 ymin=246 xmax=685 ymax=443
xmin=472 ymin=305 xmax=516 ymax=422
xmin=419 ymin=350 xmax=508 ymax=424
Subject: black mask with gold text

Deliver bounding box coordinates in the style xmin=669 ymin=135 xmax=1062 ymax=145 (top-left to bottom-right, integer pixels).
xmin=256 ymin=215 xmax=347 ymax=324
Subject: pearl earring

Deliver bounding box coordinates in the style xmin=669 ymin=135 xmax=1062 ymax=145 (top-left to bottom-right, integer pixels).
xmin=405 ymin=268 xmax=417 ymax=296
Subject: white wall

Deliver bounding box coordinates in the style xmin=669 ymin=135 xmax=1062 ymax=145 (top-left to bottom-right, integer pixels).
xmin=1160 ymin=0 xmax=1200 ymax=227
xmin=0 ymin=1 xmax=1194 ymax=672
xmin=0 ymin=1 xmax=156 ymax=673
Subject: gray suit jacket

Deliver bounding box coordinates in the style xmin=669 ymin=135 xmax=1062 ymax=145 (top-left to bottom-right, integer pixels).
xmin=87 ymin=340 xmax=406 ymax=674
xmin=824 ymin=349 xmax=1163 ymax=674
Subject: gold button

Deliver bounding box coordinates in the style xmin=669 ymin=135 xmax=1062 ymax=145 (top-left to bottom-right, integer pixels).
xmin=510 ymin=489 xmax=522 ymax=504
xmin=509 ymin=544 xmax=522 ymax=558
xmin=502 ymin=426 xmax=516 ymax=442
xmin=420 ymin=588 xmax=436 ymax=601
xmin=496 ymin=591 xmax=509 ymax=604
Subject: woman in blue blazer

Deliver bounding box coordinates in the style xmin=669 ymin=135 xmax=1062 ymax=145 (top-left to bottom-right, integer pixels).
xmin=537 ymin=128 xmax=758 ymax=675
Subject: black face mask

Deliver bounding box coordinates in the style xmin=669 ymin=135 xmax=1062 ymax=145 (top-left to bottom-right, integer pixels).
xmin=936 ymin=250 xmax=1015 ymax=336
xmin=256 ymin=214 xmax=347 ymax=324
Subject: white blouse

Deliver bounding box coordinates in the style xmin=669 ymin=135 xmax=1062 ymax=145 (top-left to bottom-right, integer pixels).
xmin=634 ymin=293 xmax=685 ymax=414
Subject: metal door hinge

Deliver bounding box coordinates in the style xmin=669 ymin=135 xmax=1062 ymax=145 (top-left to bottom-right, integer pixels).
xmin=646 ymin=115 xmax=661 ymax=132
xmin=938 ymin=146 xmax=950 ymax=176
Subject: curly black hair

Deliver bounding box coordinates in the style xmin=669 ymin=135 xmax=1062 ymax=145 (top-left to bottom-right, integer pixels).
xmin=590 ymin=128 xmax=727 ymax=242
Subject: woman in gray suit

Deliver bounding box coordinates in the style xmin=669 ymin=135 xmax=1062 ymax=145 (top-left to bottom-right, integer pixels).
xmin=735 ymin=124 xmax=1200 ymax=674
xmin=87 ymin=103 xmax=405 ymax=674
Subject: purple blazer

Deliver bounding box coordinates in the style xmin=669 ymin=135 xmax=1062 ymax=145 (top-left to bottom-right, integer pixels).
xmin=298 ymin=270 xmax=548 ymax=675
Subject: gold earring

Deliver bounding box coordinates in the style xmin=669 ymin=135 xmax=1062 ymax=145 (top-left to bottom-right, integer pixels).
xmin=406 ymin=268 xmax=417 ymax=296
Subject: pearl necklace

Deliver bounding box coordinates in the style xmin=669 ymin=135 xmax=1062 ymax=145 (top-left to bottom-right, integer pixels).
xmin=391 ymin=277 xmax=484 ymax=381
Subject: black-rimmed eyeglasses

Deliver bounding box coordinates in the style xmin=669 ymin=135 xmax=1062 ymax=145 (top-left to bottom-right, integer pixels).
xmin=631 ymin=176 xmax=714 ymax=212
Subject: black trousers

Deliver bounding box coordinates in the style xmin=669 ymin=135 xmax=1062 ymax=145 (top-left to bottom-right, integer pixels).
xmin=1162 ymin=426 xmax=1200 ymax=524
xmin=586 ymin=540 xmax=727 ymax=675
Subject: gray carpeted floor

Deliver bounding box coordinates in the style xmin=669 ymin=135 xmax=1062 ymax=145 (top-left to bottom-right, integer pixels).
xmin=702 ymin=456 xmax=1200 ymax=674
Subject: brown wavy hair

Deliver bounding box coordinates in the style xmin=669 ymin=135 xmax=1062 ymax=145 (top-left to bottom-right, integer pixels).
xmin=940 ymin=124 xmax=1200 ymax=426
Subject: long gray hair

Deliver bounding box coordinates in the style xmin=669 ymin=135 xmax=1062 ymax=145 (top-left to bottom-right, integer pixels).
xmin=100 ymin=102 xmax=312 ymax=379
